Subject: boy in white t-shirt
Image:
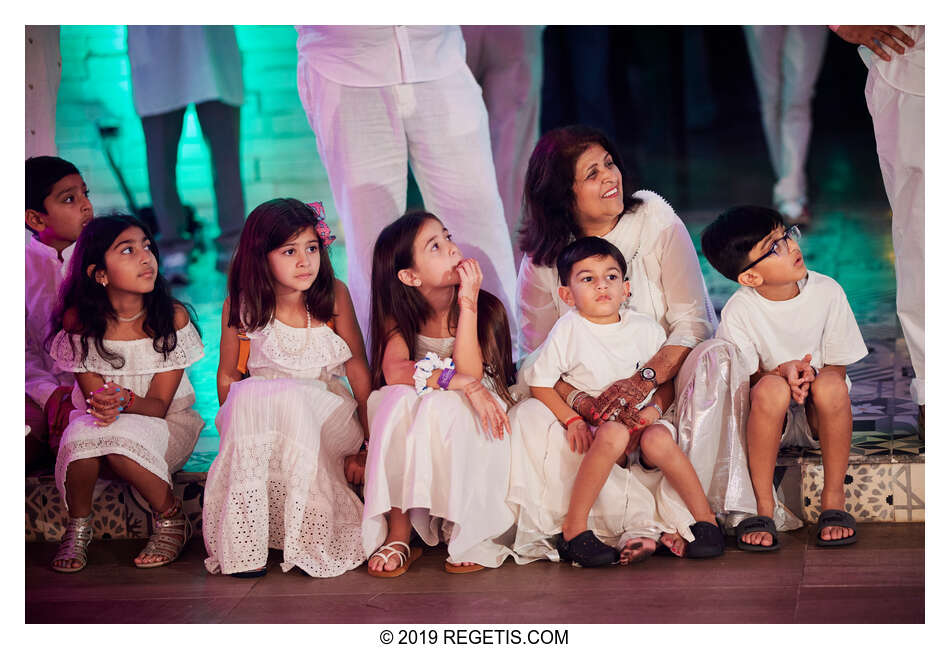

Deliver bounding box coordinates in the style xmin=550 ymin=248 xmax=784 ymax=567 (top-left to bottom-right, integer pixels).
xmin=702 ymin=205 xmax=868 ymax=551
xmin=525 ymin=237 xmax=725 ymax=567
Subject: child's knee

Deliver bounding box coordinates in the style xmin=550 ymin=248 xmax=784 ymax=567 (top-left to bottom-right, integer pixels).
xmin=751 ymin=375 xmax=791 ymax=414
xmin=810 ymin=372 xmax=849 ymax=409
xmin=639 ymin=424 xmax=674 ymax=459
xmin=594 ymin=421 xmax=629 ymax=455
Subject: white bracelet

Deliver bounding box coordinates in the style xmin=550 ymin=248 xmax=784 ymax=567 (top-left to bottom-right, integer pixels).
xmin=413 ymin=353 xmax=455 ymax=395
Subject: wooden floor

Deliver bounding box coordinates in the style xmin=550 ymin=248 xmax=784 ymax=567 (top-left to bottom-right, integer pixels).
xmin=26 ymin=523 xmax=923 ymax=624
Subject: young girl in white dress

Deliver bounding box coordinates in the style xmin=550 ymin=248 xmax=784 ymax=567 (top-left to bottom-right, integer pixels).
xmin=202 ymin=198 xmax=370 ymax=578
xmin=47 ymin=215 xmax=204 ymax=572
xmin=363 ymin=211 xmax=517 ymax=577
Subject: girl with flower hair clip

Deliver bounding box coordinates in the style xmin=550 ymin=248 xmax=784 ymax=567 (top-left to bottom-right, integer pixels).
xmin=202 ymin=198 xmax=370 ymax=578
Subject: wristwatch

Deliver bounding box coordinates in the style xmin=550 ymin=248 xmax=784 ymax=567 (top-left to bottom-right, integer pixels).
xmin=638 ymin=367 xmax=658 ymax=387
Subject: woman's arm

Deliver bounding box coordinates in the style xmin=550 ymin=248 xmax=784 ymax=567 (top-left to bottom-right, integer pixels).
xmin=217 ymin=298 xmax=244 ymax=406
xmin=332 ymin=280 xmax=372 ymax=437
xmin=516 ymin=255 xmax=561 ymax=357
xmin=656 ymin=218 xmax=716 ymax=349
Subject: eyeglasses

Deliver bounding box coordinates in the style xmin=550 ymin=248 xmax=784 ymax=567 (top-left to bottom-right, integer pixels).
xmin=739 ymin=225 xmax=802 ymax=273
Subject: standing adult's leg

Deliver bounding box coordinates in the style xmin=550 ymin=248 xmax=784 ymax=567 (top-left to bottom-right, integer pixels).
xmin=195 ymin=100 xmax=247 ymax=269
xmin=773 ymin=26 xmax=827 ymax=208
xmin=402 ymin=67 xmax=519 ymax=332
xmin=141 ymin=106 xmax=191 ymax=265
xmin=865 ymin=68 xmax=925 ymax=407
xmin=743 ymin=26 xmax=785 ymax=198
xmin=297 ymin=62 xmax=409 ymax=336
xmin=463 ymin=26 xmax=543 ymax=251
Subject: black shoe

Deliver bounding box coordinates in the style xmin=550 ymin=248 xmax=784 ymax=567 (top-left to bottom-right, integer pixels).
xmin=556 ymin=530 xmax=619 ymax=567
xmin=685 ymin=521 xmax=725 ymax=559
xmin=229 ymin=566 xmax=267 ymax=578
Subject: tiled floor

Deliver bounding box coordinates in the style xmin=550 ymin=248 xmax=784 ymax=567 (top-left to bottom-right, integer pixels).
xmin=25 ymin=523 xmax=924 ymax=623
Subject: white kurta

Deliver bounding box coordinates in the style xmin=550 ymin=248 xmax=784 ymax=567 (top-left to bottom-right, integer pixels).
xmin=25 ymin=237 xmax=75 ymax=410
xmin=127 ymin=25 xmax=244 ymax=117
xmin=860 ymin=25 xmax=925 ymax=405
xmin=203 ymin=319 xmax=365 ymax=578
xmin=49 ymin=324 xmax=205 ymax=507
xmin=362 ymin=335 xmax=515 ymax=567
xmin=295 ymin=26 xmax=518 ymax=340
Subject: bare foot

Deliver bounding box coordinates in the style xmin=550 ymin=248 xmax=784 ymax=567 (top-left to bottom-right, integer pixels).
xmin=659 ymin=531 xmax=686 ymax=557
xmin=52 ymin=557 xmax=84 ymax=571
xmin=819 ymin=490 xmax=855 ymax=543
xmin=740 ymin=530 xmax=775 ymax=548
xmin=618 ymin=537 xmax=656 ymax=565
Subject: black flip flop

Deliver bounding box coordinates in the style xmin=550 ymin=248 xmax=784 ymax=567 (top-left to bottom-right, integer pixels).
xmin=816 ymin=509 xmax=858 ymax=547
xmin=735 ymin=515 xmax=780 ymax=552
xmin=685 ymin=521 xmax=725 ymax=559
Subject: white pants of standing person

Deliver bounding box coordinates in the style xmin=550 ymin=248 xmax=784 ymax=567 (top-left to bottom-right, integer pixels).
xmin=297 ymin=62 xmax=519 ymax=338
xmin=743 ymin=25 xmax=828 ymax=216
xmin=462 ymin=26 xmax=544 ymax=251
xmin=865 ymin=66 xmax=925 ymax=406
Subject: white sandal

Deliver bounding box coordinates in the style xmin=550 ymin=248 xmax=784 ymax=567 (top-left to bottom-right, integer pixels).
xmin=367 ymin=541 xmax=422 ymax=578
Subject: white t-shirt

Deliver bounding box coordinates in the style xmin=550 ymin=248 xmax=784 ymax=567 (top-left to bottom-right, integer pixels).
xmin=523 ymin=307 xmax=667 ymax=398
xmin=716 ymin=271 xmax=868 ymax=376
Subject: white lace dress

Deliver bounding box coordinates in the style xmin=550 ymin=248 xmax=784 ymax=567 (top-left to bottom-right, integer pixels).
xmin=362 ymin=335 xmax=516 ymax=567
xmin=49 ymin=324 xmax=205 ymax=507
xmin=202 ymin=318 xmax=365 ymax=577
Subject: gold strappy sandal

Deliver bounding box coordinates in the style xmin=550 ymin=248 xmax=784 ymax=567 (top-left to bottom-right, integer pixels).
xmin=135 ymin=499 xmax=192 ymax=569
xmin=51 ymin=514 xmax=94 ymax=573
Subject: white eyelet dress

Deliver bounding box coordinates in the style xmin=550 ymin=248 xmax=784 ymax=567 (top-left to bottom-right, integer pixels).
xmin=202 ymin=319 xmax=365 ymax=577
xmin=362 ymin=335 xmax=516 ymax=568
xmin=49 ymin=323 xmax=205 ymax=507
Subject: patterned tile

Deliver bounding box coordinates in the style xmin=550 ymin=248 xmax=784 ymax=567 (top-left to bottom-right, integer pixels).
xmin=892 ymin=463 xmax=925 ymax=522
xmin=801 ymin=463 xmax=895 ymax=523
xmin=26 ymin=473 xmax=207 ymax=542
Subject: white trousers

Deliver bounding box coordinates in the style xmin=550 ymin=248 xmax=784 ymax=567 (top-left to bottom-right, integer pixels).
xmin=462 ymin=26 xmax=543 ymax=251
xmin=297 ymin=62 xmax=518 ymax=337
xmin=865 ymin=67 xmax=925 ymax=404
xmin=744 ymin=26 xmax=828 ymax=206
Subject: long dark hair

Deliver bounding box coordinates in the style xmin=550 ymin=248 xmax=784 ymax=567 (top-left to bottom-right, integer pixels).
xmin=368 ymin=211 xmax=515 ymax=404
xmin=227 ymin=198 xmax=336 ymax=331
xmin=519 ymin=125 xmax=642 ymax=267
xmin=47 ymin=214 xmax=197 ymax=368
xmin=476 ymin=291 xmax=517 ymax=407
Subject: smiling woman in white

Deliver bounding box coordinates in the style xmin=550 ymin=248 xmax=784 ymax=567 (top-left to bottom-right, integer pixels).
xmin=513 ymin=125 xmax=800 ymax=532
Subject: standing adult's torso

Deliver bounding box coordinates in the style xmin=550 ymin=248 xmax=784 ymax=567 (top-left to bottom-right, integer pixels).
xmin=127 ymin=25 xmax=244 ymax=117
xmin=295 ymin=25 xmax=467 ymax=86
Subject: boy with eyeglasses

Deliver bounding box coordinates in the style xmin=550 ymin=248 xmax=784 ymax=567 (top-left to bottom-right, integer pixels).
xmin=701 ymin=206 xmax=867 ymax=552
